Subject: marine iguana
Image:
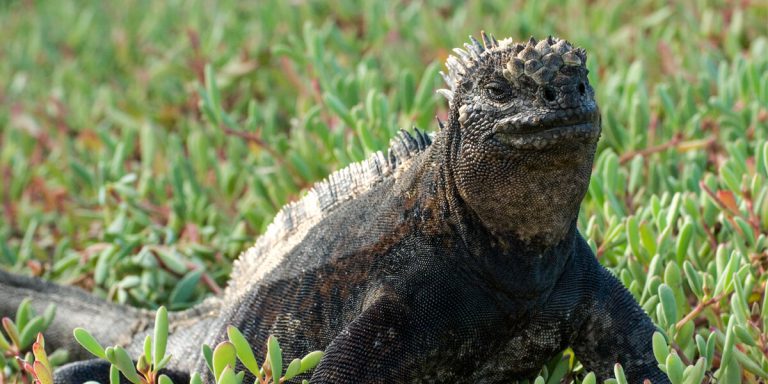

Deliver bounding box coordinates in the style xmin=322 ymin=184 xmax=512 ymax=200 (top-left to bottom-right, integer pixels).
xmin=0 ymin=34 xmax=670 ymax=383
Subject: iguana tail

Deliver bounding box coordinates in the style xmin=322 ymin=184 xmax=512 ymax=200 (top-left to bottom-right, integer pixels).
xmin=0 ymin=269 xmax=152 ymax=360
xmin=1 ymin=269 xmax=223 ymax=377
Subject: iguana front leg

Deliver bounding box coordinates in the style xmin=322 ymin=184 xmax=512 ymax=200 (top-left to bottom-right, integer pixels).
xmin=571 ymin=260 xmax=670 ymax=383
xmin=310 ymin=295 xmax=411 ymax=383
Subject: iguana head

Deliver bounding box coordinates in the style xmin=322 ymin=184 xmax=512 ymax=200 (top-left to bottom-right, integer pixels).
xmin=438 ymin=33 xmax=600 ymax=247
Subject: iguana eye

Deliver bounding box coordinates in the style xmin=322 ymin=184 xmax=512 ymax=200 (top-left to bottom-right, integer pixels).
xmin=485 ymin=82 xmax=511 ymax=101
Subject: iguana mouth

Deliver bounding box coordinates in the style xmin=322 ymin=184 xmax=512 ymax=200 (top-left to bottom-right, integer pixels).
xmin=493 ymin=107 xmax=601 ymax=149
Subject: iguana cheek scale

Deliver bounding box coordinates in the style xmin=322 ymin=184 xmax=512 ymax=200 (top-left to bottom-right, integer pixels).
xmin=0 ymin=33 xmax=670 ymax=383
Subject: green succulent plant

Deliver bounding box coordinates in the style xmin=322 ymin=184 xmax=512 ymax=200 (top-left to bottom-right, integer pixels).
xmin=1 ymin=0 xmax=767 ymax=382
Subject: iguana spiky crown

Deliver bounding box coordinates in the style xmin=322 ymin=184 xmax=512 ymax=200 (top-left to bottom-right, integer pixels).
xmin=437 ymin=33 xmax=588 ymax=105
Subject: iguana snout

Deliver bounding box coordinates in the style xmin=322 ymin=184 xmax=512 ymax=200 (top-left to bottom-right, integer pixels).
xmin=492 ymin=105 xmax=600 ymax=149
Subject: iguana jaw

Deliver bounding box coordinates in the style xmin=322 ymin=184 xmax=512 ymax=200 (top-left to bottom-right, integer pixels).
xmin=492 ymin=106 xmax=600 ymax=149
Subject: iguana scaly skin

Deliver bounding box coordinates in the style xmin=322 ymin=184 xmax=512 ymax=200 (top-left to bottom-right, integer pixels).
xmin=0 ymin=34 xmax=670 ymax=383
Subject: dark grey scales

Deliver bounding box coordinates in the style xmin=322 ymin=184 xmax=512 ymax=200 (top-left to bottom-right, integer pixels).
xmin=0 ymin=33 xmax=670 ymax=383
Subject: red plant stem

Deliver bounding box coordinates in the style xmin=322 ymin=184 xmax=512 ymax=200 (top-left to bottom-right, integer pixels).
xmin=676 ymin=292 xmax=727 ymax=331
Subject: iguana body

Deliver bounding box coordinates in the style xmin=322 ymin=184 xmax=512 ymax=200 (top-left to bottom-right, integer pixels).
xmin=1 ymin=34 xmax=669 ymax=383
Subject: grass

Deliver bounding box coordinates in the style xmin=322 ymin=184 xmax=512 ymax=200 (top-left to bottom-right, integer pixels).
xmin=1 ymin=0 xmax=767 ymax=382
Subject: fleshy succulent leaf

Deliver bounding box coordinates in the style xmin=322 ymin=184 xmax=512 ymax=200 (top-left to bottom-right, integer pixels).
xmin=73 ymin=328 xmax=106 ymax=359
xmin=267 ymin=336 xmax=282 ymax=384
xmin=2 ymin=317 xmax=21 ymax=347
xmin=19 ymin=316 xmax=44 ymax=349
xmin=212 ymin=341 xmax=236 ymax=381
xmin=32 ymin=334 xmax=50 ymax=370
xmin=299 ymin=351 xmax=323 ymax=373
xmin=112 ymin=346 xmax=143 ymax=384
xmin=33 ymin=360 xmax=53 ymax=384
xmin=153 ymin=306 xmax=168 ymax=367
xmin=226 ymin=326 xmax=261 ymax=379
xmin=283 ymin=358 xmax=301 ymax=380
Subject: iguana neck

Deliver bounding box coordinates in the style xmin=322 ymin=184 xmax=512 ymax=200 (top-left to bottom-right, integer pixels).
xmin=421 ymin=141 xmax=580 ymax=312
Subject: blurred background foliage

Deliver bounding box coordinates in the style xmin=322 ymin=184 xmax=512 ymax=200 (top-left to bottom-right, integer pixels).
xmin=1 ymin=0 xmax=767 ymax=381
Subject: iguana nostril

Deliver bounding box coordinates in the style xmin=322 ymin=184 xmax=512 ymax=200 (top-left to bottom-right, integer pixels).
xmin=543 ymin=86 xmax=557 ymax=102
